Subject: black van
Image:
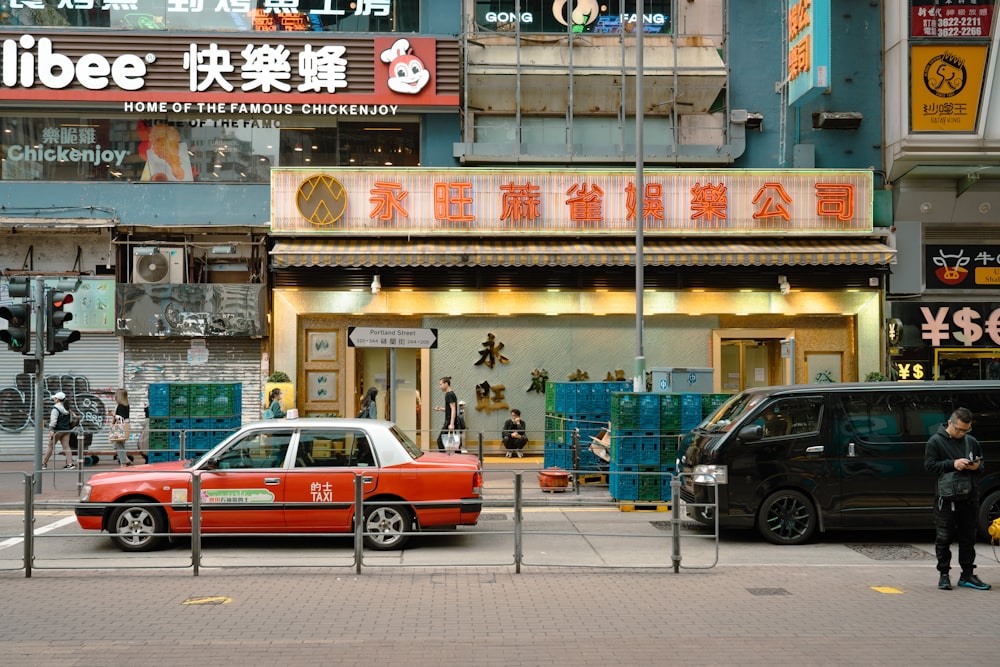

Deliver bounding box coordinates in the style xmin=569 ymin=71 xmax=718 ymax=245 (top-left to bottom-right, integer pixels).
xmin=677 ymin=381 xmax=1000 ymax=545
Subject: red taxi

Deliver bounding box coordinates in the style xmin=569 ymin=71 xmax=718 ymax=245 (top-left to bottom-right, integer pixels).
xmin=75 ymin=419 xmax=483 ymax=551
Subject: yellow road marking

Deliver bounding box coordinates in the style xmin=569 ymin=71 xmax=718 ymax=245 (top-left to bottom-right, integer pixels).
xmin=870 ymin=586 xmax=904 ymax=594
xmin=182 ymin=597 xmax=232 ymax=606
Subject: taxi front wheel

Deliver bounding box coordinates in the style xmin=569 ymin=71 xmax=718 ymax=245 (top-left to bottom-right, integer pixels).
xmin=109 ymin=501 xmax=168 ymax=552
xmin=363 ymin=504 xmax=412 ymax=551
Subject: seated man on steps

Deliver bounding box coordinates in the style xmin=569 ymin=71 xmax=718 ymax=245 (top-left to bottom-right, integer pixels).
xmin=502 ymin=409 xmax=528 ymax=458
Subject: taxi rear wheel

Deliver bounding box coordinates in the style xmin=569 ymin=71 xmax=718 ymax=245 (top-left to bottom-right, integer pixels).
xmin=363 ymin=504 xmax=412 ymax=550
xmin=109 ymin=501 xmax=167 ymax=552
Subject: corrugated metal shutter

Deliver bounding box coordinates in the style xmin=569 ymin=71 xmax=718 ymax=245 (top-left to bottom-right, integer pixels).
xmin=0 ymin=335 xmax=120 ymax=458
xmin=122 ymin=338 xmax=263 ymax=430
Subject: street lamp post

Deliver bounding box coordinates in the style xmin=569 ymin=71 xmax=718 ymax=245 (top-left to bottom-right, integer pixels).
xmin=634 ymin=2 xmax=646 ymax=392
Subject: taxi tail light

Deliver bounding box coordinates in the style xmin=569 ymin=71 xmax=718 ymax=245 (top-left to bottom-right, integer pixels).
xmin=472 ymin=470 xmax=483 ymax=494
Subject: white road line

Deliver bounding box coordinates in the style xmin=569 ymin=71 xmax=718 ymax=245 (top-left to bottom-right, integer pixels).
xmin=0 ymin=515 xmax=78 ymax=551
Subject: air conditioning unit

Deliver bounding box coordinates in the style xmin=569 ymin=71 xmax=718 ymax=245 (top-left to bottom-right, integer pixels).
xmin=132 ymin=247 xmax=185 ymax=284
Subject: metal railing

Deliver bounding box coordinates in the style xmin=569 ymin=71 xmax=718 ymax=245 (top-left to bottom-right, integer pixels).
xmin=1 ymin=466 xmax=719 ymax=577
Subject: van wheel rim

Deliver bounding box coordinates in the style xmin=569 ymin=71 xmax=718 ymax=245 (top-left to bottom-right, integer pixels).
xmin=766 ymin=496 xmax=811 ymax=540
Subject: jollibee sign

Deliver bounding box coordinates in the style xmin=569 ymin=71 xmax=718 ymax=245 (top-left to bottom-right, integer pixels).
xmin=0 ymin=32 xmax=458 ymax=108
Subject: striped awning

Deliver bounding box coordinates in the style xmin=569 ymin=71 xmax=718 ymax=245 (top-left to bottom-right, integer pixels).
xmin=270 ymin=238 xmax=895 ymax=269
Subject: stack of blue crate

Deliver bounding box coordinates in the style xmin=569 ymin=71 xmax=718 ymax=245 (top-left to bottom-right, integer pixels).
xmin=145 ymin=382 xmax=242 ymax=462
xmin=543 ymin=381 xmax=628 ymax=470
xmin=609 ymin=391 xmax=724 ymax=502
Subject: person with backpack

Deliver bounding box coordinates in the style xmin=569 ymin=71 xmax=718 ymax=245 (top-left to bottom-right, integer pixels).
xmin=43 ymin=391 xmax=77 ymax=470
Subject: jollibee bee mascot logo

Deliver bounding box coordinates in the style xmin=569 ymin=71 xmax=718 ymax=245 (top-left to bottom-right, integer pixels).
xmin=380 ymin=38 xmax=430 ymax=95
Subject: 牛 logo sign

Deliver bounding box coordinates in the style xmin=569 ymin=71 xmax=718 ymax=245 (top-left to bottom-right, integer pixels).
xmin=932 ymin=248 xmax=971 ymax=286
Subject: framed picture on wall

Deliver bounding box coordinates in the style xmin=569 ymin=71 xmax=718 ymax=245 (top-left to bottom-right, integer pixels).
xmin=307 ymin=331 xmax=338 ymax=361
xmin=805 ymin=352 xmax=843 ymax=384
xmin=306 ymin=371 xmax=338 ymax=402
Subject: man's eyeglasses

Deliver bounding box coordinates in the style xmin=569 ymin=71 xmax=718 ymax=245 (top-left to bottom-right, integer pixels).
xmin=949 ymin=420 xmax=972 ymax=434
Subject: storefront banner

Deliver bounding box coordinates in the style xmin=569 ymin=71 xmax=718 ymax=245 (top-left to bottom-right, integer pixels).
xmin=910 ymin=1 xmax=994 ymax=39
xmin=893 ymin=301 xmax=1000 ymax=347
xmin=271 ymin=168 xmax=874 ymax=235
xmin=910 ymin=44 xmax=988 ymax=132
xmin=925 ymin=244 xmax=1000 ymax=289
xmin=0 ymin=0 xmax=415 ymax=32
xmin=787 ymin=0 xmax=831 ymax=107
xmin=474 ymin=0 xmax=671 ymax=34
xmin=0 ymin=33 xmax=457 ymax=108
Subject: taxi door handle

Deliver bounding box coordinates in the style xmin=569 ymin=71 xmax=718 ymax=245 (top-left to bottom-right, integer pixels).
xmin=805 ymin=446 xmax=824 ymax=454
xmin=362 ymin=476 xmax=374 ymax=484
xmin=264 ymin=478 xmax=281 ymax=485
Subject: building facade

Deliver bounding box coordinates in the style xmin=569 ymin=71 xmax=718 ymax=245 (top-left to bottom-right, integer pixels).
xmin=1 ymin=1 xmax=892 ymax=456
xmin=884 ymin=0 xmax=1000 ymax=383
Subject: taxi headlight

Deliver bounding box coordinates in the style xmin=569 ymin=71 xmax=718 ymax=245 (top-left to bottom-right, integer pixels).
xmin=80 ymin=484 xmax=92 ymax=502
xmin=693 ymin=464 xmax=727 ymax=485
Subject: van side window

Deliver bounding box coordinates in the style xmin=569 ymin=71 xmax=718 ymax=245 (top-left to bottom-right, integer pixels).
xmin=900 ymin=394 xmax=950 ymax=439
xmin=755 ymin=398 xmax=823 ymax=438
xmin=842 ymin=397 xmax=903 ymax=439
xmin=953 ymin=391 xmax=1000 ymax=442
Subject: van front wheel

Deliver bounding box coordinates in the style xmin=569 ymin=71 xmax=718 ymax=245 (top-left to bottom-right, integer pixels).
xmin=757 ymin=490 xmax=816 ymax=545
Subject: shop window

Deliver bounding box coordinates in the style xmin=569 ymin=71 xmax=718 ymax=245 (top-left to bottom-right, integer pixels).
xmin=1 ymin=115 xmax=420 ymax=182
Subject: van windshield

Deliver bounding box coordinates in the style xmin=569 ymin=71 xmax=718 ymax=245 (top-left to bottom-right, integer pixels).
xmin=701 ymin=393 xmax=768 ymax=432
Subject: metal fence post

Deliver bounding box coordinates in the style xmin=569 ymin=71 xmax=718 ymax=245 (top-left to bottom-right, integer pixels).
xmin=670 ymin=475 xmax=681 ymax=573
xmin=354 ymin=473 xmax=364 ymax=574
xmin=24 ymin=473 xmax=33 ymax=578
xmin=514 ymin=472 xmax=523 ymax=574
xmin=191 ymin=473 xmax=201 ymax=577
xmin=572 ymin=428 xmax=580 ymax=495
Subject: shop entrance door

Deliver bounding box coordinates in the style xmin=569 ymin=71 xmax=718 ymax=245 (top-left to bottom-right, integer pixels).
xmin=714 ymin=329 xmax=795 ymax=392
xmin=353 ymin=347 xmax=422 ymax=442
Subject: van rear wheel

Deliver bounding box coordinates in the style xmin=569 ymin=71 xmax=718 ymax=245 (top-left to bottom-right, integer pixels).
xmin=757 ymin=490 xmax=816 ymax=545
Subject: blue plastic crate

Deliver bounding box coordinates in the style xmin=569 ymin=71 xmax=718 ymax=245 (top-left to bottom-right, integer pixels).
xmin=609 ymin=462 xmax=639 ymax=501
xmin=146 ymin=451 xmax=178 ymax=463
xmin=213 ymin=416 xmax=240 ymax=431
xmin=169 ymin=417 xmax=191 ymax=429
xmin=659 ymin=469 xmax=676 ymax=501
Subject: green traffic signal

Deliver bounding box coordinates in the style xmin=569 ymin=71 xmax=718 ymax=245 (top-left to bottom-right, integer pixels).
xmin=46 ymin=291 xmax=80 ymax=354
xmin=0 ymin=303 xmax=31 ymax=354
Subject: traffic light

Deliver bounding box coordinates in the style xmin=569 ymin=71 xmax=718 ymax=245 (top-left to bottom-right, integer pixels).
xmin=0 ymin=303 xmax=31 ymax=354
xmin=45 ymin=291 xmax=80 ymax=354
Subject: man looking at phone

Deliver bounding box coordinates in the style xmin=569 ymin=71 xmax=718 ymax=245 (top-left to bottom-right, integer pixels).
xmin=924 ymin=407 xmax=990 ymax=591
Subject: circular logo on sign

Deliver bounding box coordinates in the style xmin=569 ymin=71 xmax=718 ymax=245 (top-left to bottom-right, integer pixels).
xmin=296 ymin=175 xmax=347 ymax=226
xmin=923 ymin=51 xmax=967 ymax=98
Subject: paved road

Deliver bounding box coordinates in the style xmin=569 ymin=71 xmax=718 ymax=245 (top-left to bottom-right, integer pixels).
xmin=1 ymin=459 xmax=998 ymax=665
xmin=1 ymin=564 xmax=997 ymax=666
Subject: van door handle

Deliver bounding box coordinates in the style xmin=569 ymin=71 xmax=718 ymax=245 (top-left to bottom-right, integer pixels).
xmin=264 ymin=478 xmax=281 ymax=485
xmin=805 ymin=446 xmax=824 ymax=454
xmin=847 ymin=442 xmax=856 ymax=457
